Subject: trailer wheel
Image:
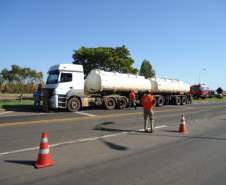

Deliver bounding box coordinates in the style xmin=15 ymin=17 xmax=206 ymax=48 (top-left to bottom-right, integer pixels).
xmin=174 ymin=96 xmax=181 ymax=105
xmin=186 ymin=96 xmax=192 ymax=104
xmin=181 ymin=96 xmax=186 ymax=105
xmin=117 ymin=97 xmax=127 ymax=109
xmin=67 ymin=97 xmax=81 ymax=112
xmin=164 ymin=96 xmax=170 ymax=105
xmin=104 ymin=97 xmax=116 ymax=110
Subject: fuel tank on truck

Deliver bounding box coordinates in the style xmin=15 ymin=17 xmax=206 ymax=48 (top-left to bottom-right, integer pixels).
xmin=84 ymin=69 xmax=152 ymax=93
xmin=149 ymin=78 xmax=190 ymax=93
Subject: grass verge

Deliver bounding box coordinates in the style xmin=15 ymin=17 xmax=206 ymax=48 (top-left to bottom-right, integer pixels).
xmin=193 ymin=96 xmax=226 ymax=103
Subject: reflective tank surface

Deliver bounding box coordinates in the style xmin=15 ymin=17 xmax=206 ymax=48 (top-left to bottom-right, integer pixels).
xmin=84 ymin=69 xmax=152 ymax=93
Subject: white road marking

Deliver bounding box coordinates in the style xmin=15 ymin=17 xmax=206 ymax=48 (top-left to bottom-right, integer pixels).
xmin=138 ymin=125 xmax=167 ymax=132
xmin=0 ymin=125 xmax=167 ymax=157
xmin=154 ymin=125 xmax=168 ymax=129
xmin=0 ymin=132 xmax=126 ymax=157
xmin=75 ymin=111 xmax=96 ymax=117
xmin=0 ymin=147 xmax=39 ymax=156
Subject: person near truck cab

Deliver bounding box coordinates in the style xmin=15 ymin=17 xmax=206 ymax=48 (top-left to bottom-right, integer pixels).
xmin=142 ymin=90 xmax=155 ymax=133
xmin=33 ymin=83 xmax=43 ymax=112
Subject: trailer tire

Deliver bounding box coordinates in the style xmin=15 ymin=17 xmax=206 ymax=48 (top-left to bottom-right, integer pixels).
xmin=164 ymin=96 xmax=170 ymax=105
xmin=181 ymin=96 xmax=186 ymax=105
xmin=117 ymin=97 xmax=127 ymax=109
xmin=174 ymin=96 xmax=181 ymax=105
xmin=186 ymin=96 xmax=192 ymax=104
xmin=67 ymin=97 xmax=81 ymax=112
xmin=104 ymin=97 xmax=116 ymax=110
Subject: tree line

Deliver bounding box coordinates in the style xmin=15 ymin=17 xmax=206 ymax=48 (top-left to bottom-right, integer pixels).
xmin=72 ymin=45 xmax=155 ymax=78
xmin=0 ymin=65 xmax=43 ymax=95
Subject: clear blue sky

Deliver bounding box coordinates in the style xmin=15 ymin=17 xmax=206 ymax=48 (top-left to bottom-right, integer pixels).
xmin=1 ymin=0 xmax=226 ymax=89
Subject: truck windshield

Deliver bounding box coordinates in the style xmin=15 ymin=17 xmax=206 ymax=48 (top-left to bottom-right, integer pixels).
xmin=46 ymin=70 xmax=59 ymax=84
xmin=191 ymin=85 xmax=209 ymax=92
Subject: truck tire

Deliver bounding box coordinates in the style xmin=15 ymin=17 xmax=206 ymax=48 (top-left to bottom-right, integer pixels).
xmin=67 ymin=97 xmax=81 ymax=112
xmin=117 ymin=97 xmax=127 ymax=109
xmin=104 ymin=97 xmax=116 ymax=110
xmin=181 ymin=96 xmax=186 ymax=105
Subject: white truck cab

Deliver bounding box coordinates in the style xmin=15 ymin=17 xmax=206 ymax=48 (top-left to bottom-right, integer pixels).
xmin=45 ymin=64 xmax=84 ymax=109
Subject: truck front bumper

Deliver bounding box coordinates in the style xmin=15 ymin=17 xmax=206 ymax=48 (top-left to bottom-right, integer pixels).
xmin=50 ymin=95 xmax=58 ymax=108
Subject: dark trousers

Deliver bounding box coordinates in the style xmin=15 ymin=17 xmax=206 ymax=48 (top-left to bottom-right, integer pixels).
xmin=34 ymin=100 xmax=41 ymax=112
xmin=128 ymin=100 xmax=136 ymax=109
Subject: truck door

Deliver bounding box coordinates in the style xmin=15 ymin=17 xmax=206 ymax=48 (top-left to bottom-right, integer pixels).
xmin=58 ymin=72 xmax=73 ymax=94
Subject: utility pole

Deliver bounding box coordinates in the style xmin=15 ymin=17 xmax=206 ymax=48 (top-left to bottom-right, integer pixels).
xmin=198 ymin=68 xmax=207 ymax=84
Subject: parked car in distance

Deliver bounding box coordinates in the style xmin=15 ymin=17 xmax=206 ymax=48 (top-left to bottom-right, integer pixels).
xmin=208 ymin=90 xmax=218 ymax=98
xmin=209 ymin=89 xmax=224 ymax=99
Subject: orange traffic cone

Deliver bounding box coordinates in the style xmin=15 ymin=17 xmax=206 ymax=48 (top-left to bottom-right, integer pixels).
xmin=178 ymin=114 xmax=188 ymax=134
xmin=35 ymin=132 xmax=54 ymax=169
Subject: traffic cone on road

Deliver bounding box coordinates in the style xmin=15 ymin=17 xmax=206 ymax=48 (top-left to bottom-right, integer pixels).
xmin=35 ymin=132 xmax=54 ymax=169
xmin=178 ymin=114 xmax=188 ymax=134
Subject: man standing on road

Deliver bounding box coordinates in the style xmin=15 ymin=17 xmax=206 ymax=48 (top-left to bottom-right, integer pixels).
xmin=43 ymin=88 xmax=50 ymax=112
xmin=128 ymin=90 xmax=136 ymax=110
xmin=33 ymin=83 xmax=43 ymax=112
xmin=142 ymin=90 xmax=155 ymax=133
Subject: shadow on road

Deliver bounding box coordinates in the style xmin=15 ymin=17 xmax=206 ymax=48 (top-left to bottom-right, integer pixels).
xmin=4 ymin=160 xmax=36 ymax=166
xmin=94 ymin=122 xmax=136 ymax=132
xmin=99 ymin=121 xmax=115 ymax=126
xmin=2 ymin=105 xmax=35 ymax=112
xmin=100 ymin=139 xmax=129 ymax=151
xmin=162 ymin=130 xmax=179 ymax=133
xmin=154 ymin=130 xmax=226 ymax=141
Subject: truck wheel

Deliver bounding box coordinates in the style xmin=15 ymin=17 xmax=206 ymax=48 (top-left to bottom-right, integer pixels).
xmin=104 ymin=97 xmax=116 ymax=110
xmin=117 ymin=97 xmax=127 ymax=109
xmin=181 ymin=96 xmax=186 ymax=105
xmin=67 ymin=97 xmax=81 ymax=112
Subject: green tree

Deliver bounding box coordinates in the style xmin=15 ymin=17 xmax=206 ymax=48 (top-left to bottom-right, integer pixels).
xmin=0 ymin=65 xmax=43 ymax=97
xmin=30 ymin=70 xmax=43 ymax=84
xmin=216 ymin=87 xmax=223 ymax=94
xmin=72 ymin=45 xmax=138 ymax=77
xmin=139 ymin=59 xmax=155 ymax=78
xmin=1 ymin=68 xmax=13 ymax=82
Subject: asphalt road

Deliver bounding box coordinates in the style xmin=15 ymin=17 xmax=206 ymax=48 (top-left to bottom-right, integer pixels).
xmin=1 ymin=102 xmax=226 ymax=185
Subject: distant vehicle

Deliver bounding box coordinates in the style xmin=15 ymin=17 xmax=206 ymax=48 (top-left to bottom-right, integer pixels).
xmin=190 ymin=84 xmax=209 ymax=99
xmin=208 ymin=90 xmax=218 ymax=98
xmin=44 ymin=64 xmax=192 ymax=112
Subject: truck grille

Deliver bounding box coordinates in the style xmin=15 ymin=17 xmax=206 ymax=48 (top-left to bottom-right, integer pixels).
xmin=58 ymin=95 xmax=66 ymax=108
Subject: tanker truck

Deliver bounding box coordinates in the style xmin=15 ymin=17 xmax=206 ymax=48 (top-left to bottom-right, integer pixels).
xmin=44 ymin=64 xmax=192 ymax=112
